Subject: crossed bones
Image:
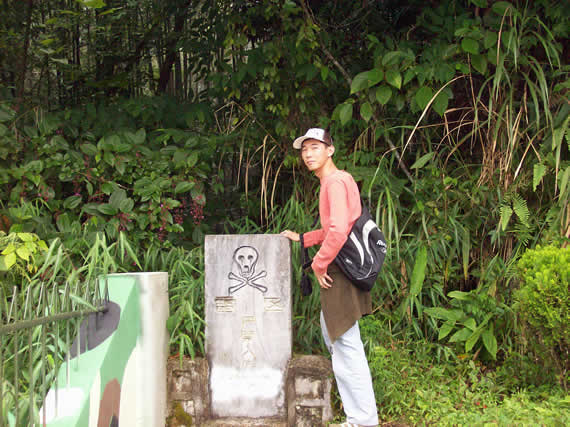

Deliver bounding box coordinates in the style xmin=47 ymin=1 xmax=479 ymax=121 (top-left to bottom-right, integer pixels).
xmin=228 ymin=270 xmax=268 ymax=295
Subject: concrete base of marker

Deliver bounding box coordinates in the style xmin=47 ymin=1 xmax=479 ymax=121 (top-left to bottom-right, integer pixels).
xmin=167 ymin=355 xmax=333 ymax=426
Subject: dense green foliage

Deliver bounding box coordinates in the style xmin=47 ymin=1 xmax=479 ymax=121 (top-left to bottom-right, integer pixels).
xmin=1 ymin=0 xmax=569 ymax=424
xmin=364 ymin=325 xmax=569 ymax=425
xmin=515 ymin=245 xmax=569 ymax=387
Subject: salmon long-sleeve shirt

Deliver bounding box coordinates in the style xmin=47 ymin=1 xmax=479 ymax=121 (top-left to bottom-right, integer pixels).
xmin=303 ymin=170 xmax=362 ymax=275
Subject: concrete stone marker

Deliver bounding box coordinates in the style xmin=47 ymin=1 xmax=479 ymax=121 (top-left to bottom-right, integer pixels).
xmin=205 ymin=234 xmax=291 ymax=419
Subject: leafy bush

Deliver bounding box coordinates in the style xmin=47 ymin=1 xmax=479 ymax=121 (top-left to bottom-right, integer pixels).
xmin=514 ymin=244 xmax=569 ymax=387
xmin=0 ymin=231 xmax=47 ymax=281
xmin=361 ymin=318 xmax=569 ymax=426
xmin=0 ymin=98 xmax=216 ymax=248
xmin=425 ymin=288 xmax=511 ymax=360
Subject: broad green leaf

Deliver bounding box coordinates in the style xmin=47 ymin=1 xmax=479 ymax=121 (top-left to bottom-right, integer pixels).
xmin=114 ymin=142 xmax=132 ymax=153
xmin=80 ymin=143 xmax=98 ymax=156
xmin=79 ymin=0 xmax=107 ymax=8
xmin=105 ymin=134 xmax=121 ymax=151
xmin=471 ymin=54 xmax=487 ymax=74
xmin=0 ymin=256 xmax=8 ymax=271
xmin=482 ymin=328 xmax=498 ymax=358
xmin=360 ymin=102 xmax=373 ymax=122
xmin=433 ymin=91 xmax=449 ymax=116
xmin=500 ymin=205 xmax=513 ymax=231
xmin=134 ymin=128 xmax=146 ymax=145
xmin=383 ymin=51 xmax=403 ymax=66
xmin=410 ymin=152 xmax=434 ymax=169
xmin=403 ymin=69 xmax=415 ymax=86
xmin=175 ymin=182 xmax=195 ymax=194
xmin=2 ymin=244 xmax=15 ymax=255
xmin=438 ymin=320 xmax=456 ymax=340
xmin=559 ymin=166 xmax=570 ymax=197
xmin=116 ymin=160 xmax=126 ymax=175
xmin=375 ymin=85 xmax=392 ymax=105
xmin=484 ymin=31 xmax=498 ymax=49
xmin=0 ymin=105 xmax=16 ymax=122
xmin=461 ymin=38 xmax=479 ymax=55
xmin=103 ymin=151 xmax=115 ymax=166
xmin=63 ymin=195 xmax=82 ymax=210
xmin=551 ymin=117 xmax=568 ymax=150
xmin=415 ymin=86 xmax=433 ymax=111
xmin=109 ymin=189 xmax=127 ymax=209
xmin=339 ymin=103 xmax=353 ymax=126
xmin=119 ymin=198 xmax=134 ymax=213
xmin=16 ymin=246 xmax=30 ymax=261
xmin=187 ymin=153 xmax=198 ymax=168
xmin=137 ymin=215 xmax=150 ymax=230
xmin=491 ymin=1 xmax=514 ymax=16
xmin=462 ymin=317 xmax=477 ymax=331
xmin=350 ymin=72 xmax=369 ymax=94
xmin=385 ymin=70 xmax=402 ymax=89
xmin=465 ymin=329 xmax=482 ymax=352
xmin=410 ymin=245 xmax=427 ymax=296
xmin=395 ymin=94 xmax=405 ymax=111
xmin=448 ymin=290 xmax=471 ymax=301
xmin=101 ymin=182 xmax=115 ymax=195
xmin=425 ymin=307 xmax=452 ymax=320
xmin=4 ymin=252 xmax=17 ymax=270
xmin=470 ymin=0 xmax=488 ymax=7
xmin=97 ymin=204 xmax=118 ymax=216
xmin=350 ymin=69 xmax=383 ymax=94
xmin=449 ymin=327 xmax=472 ymax=343
xmin=17 ymin=232 xmax=34 ymax=242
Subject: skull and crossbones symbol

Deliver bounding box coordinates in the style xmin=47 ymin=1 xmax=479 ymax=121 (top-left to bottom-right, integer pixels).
xmin=228 ymin=246 xmax=268 ymax=295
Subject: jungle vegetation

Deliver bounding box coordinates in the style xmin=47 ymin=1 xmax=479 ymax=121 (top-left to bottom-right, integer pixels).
xmin=0 ymin=0 xmax=568 ymax=424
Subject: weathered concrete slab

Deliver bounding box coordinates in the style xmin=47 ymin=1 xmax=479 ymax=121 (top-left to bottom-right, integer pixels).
xmin=166 ymin=355 xmax=334 ymax=427
xmin=287 ymin=355 xmax=334 ymax=426
xmin=202 ymin=417 xmax=287 ymax=426
xmin=205 ymin=234 xmax=292 ymax=419
xmin=168 ymin=357 xmax=210 ymax=425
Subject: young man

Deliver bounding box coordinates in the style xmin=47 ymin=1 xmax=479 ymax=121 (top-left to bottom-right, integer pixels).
xmin=281 ymin=128 xmax=378 ymax=427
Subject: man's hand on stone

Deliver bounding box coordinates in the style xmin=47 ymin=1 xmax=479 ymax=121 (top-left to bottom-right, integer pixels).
xmin=280 ymin=230 xmax=300 ymax=242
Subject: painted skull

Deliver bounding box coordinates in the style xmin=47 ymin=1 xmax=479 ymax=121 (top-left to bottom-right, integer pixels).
xmin=233 ymin=246 xmax=259 ymax=278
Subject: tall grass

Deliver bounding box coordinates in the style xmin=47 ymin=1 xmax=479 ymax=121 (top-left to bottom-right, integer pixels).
xmin=0 ymin=231 xmax=136 ymax=425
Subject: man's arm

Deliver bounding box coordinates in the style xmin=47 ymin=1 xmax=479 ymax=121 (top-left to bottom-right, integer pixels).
xmin=311 ymin=180 xmax=351 ymax=277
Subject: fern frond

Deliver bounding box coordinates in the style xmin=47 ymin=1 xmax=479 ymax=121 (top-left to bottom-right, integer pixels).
xmin=512 ymin=193 xmax=530 ymax=228
xmin=500 ymin=204 xmax=513 ymax=231
xmin=533 ymin=163 xmax=547 ymax=191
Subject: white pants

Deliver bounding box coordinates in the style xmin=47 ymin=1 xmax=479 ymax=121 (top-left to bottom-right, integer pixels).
xmin=320 ymin=311 xmax=378 ymax=426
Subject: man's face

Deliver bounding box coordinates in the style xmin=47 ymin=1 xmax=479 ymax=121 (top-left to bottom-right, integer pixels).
xmin=301 ymin=139 xmax=333 ymax=172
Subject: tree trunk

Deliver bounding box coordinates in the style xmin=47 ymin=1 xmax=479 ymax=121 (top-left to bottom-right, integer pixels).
xmin=15 ymin=0 xmax=34 ymax=107
xmin=157 ymin=0 xmax=191 ymax=93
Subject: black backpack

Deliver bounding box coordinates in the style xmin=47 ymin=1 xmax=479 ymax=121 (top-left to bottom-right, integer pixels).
xmin=299 ymin=201 xmax=387 ymax=294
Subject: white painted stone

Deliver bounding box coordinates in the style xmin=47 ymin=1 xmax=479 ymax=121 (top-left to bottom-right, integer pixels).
xmin=205 ymin=235 xmax=292 ymax=418
xmin=39 ymin=387 xmax=85 ymax=423
xmin=295 ymin=376 xmax=322 ymax=398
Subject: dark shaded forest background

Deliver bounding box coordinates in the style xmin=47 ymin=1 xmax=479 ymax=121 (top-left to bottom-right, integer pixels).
xmin=0 ymin=0 xmax=568 ymax=423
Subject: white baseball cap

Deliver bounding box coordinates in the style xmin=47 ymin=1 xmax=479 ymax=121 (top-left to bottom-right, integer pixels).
xmin=292 ymin=128 xmax=333 ymax=149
